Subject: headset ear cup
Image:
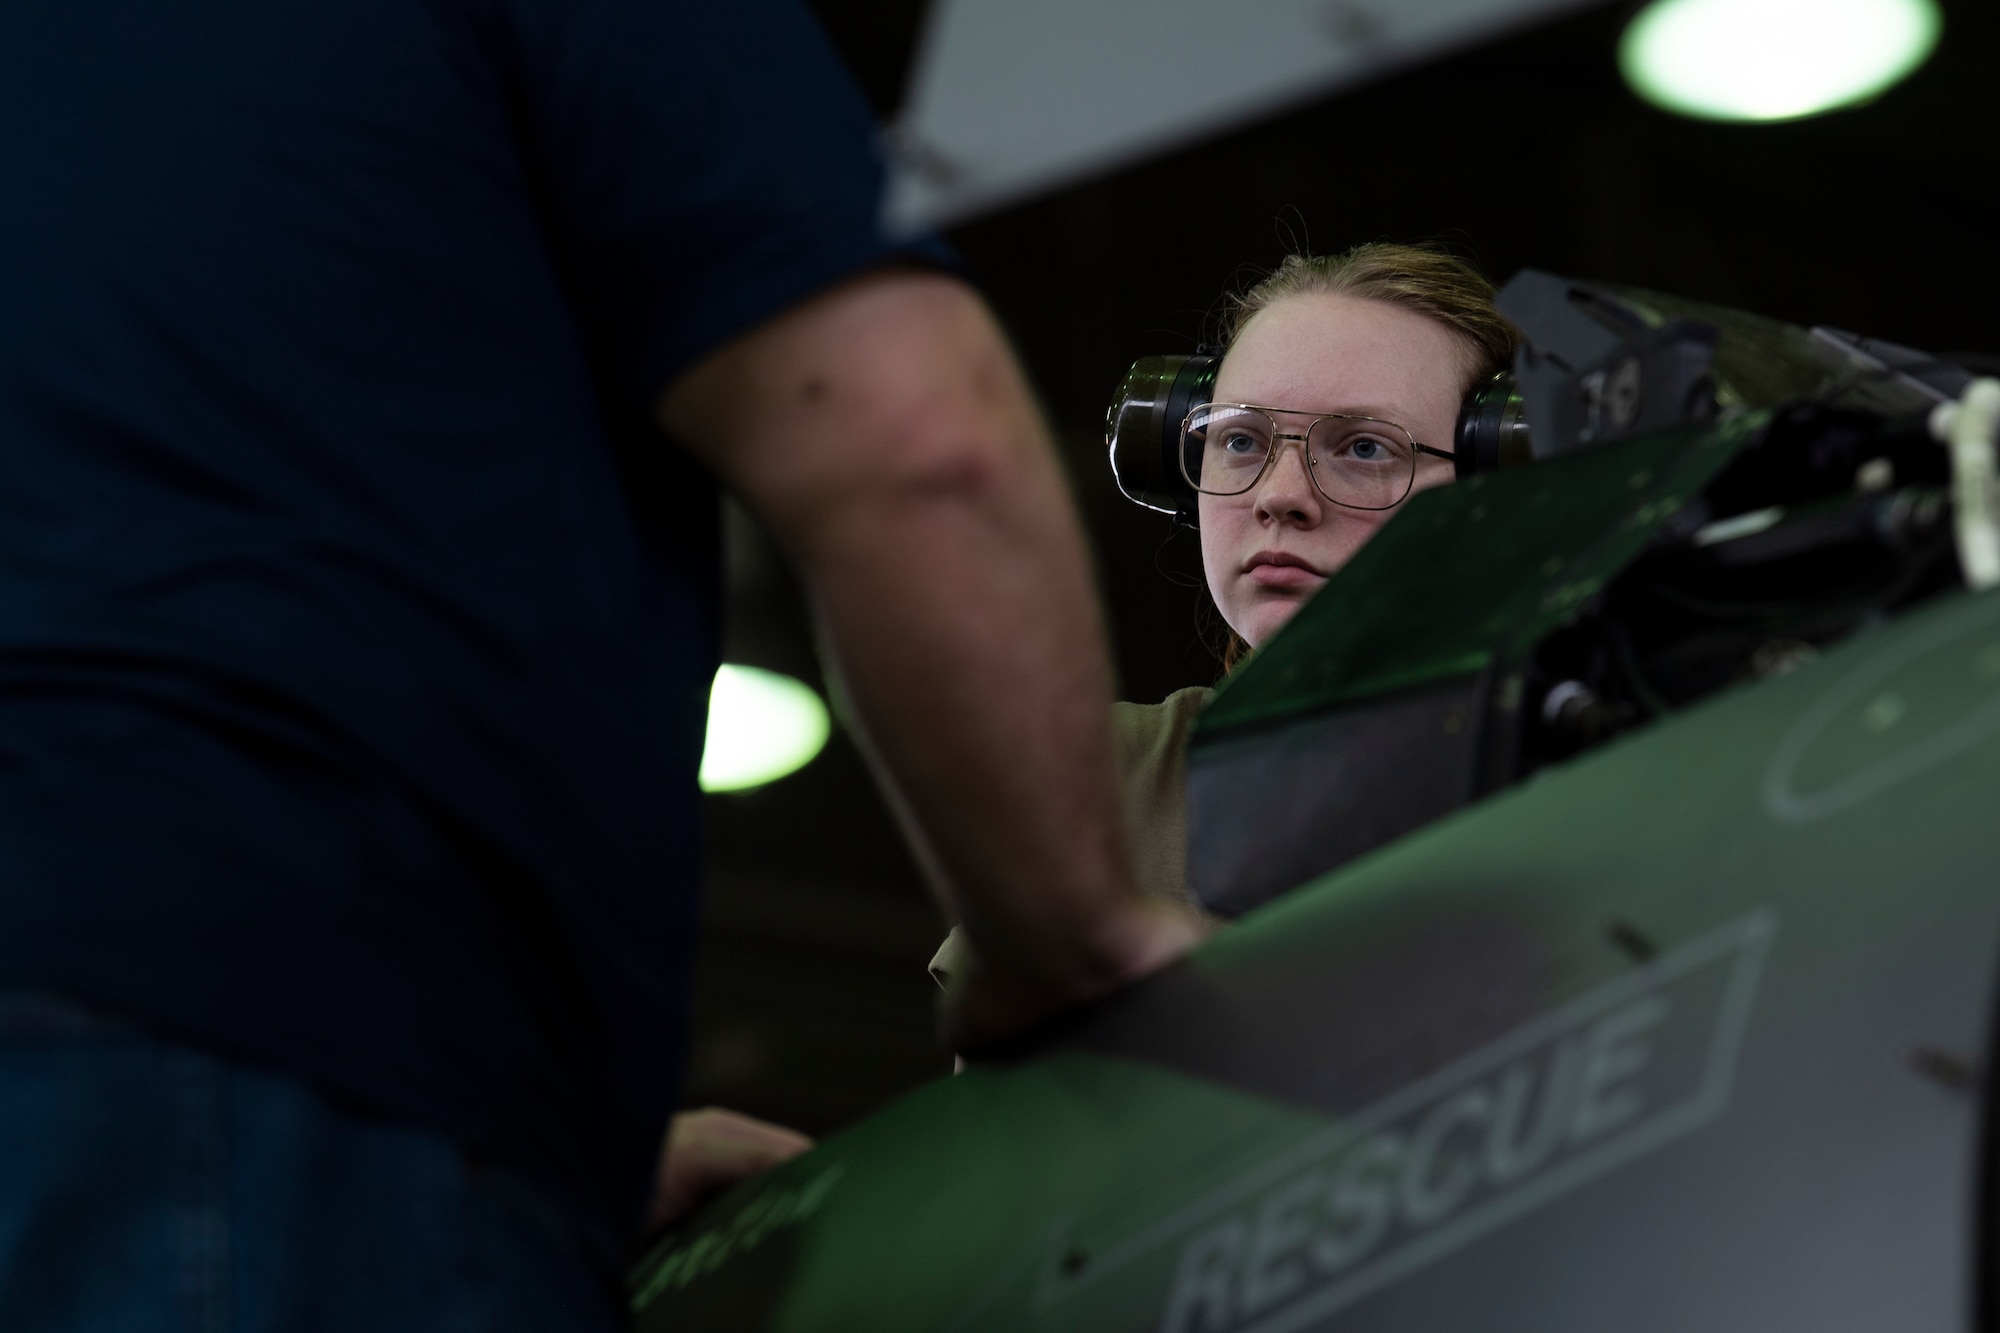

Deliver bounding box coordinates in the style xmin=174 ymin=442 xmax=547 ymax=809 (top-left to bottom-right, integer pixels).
xmin=1107 ymin=354 xmax=1219 ymax=517
xmin=1454 ymin=372 xmax=1531 ymax=476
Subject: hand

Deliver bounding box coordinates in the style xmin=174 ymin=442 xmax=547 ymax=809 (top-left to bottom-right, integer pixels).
xmin=943 ymin=898 xmax=1212 ymax=1053
xmin=648 ymin=1107 xmax=814 ymax=1232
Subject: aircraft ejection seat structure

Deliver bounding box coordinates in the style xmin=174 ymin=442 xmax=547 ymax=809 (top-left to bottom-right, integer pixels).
xmin=632 ymin=278 xmax=2000 ymax=1333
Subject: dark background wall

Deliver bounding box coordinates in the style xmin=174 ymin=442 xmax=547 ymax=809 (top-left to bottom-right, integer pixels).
xmin=686 ymin=0 xmax=2000 ymax=1135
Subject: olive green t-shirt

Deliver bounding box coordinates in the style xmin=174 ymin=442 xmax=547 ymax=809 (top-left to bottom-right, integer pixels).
xmin=927 ymin=685 xmax=1212 ymax=989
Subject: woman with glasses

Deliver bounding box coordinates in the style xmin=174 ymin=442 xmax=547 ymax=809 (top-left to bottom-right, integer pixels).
xmin=1192 ymin=243 xmax=1517 ymax=668
xmin=930 ymin=242 xmax=1518 ymax=993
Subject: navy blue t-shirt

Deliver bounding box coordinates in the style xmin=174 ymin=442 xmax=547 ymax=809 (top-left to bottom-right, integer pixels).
xmin=0 ymin=0 xmax=940 ymax=1244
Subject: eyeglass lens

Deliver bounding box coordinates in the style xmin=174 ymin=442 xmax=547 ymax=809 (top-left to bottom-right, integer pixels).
xmin=1180 ymin=405 xmax=1417 ymax=511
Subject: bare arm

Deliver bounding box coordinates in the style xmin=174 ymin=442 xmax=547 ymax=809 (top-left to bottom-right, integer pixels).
xmin=661 ymin=268 xmax=1202 ymax=1045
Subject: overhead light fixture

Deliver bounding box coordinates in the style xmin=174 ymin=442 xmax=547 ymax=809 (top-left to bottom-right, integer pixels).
xmin=1619 ymin=0 xmax=1941 ymax=123
xmin=699 ymin=665 xmax=831 ymax=794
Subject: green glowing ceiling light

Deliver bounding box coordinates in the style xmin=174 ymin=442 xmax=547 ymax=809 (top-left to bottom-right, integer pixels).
xmin=1619 ymin=0 xmax=1941 ymax=123
xmin=699 ymin=664 xmax=831 ymax=793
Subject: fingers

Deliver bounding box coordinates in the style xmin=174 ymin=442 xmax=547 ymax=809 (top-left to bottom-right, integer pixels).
xmin=649 ymin=1107 xmax=815 ymax=1231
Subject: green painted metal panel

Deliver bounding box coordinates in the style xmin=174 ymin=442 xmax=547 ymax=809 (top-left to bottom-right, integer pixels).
xmin=637 ymin=557 xmax=2000 ymax=1333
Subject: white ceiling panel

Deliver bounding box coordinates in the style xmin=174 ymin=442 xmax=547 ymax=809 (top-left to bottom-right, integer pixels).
xmin=883 ymin=0 xmax=1609 ymax=234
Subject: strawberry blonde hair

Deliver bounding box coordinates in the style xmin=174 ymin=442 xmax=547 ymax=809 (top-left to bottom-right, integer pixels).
xmin=1222 ymin=242 xmax=1518 ymax=389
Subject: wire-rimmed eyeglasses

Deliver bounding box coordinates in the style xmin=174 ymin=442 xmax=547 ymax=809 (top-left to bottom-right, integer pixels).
xmin=1179 ymin=402 xmax=1456 ymax=511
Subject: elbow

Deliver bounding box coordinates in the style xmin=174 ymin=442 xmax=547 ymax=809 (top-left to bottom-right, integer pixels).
xmin=789 ymin=384 xmax=1035 ymax=553
xmin=883 ymin=437 xmax=1010 ymax=508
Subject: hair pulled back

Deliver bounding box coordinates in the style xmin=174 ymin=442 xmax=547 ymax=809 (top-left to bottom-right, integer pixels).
xmin=1221 ymin=242 xmax=1518 ymax=390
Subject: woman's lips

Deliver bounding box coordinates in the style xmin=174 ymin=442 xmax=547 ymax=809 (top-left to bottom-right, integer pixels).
xmin=1243 ymin=552 xmax=1325 ymax=589
xmin=1247 ymin=563 xmax=1325 ymax=589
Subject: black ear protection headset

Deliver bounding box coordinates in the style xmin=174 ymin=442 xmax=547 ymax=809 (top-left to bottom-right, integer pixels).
xmin=1105 ymin=347 xmax=1530 ymax=525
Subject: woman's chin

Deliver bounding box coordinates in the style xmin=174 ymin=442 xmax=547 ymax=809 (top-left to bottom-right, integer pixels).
xmin=1237 ymin=594 xmax=1316 ymax=651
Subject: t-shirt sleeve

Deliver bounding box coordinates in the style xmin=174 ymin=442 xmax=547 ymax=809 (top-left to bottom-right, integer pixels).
xmin=502 ymin=0 xmax=955 ymax=411
xmin=1113 ymin=686 xmax=1213 ymax=909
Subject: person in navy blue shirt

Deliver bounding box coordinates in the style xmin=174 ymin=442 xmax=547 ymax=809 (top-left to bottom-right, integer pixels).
xmin=0 ymin=0 xmax=1201 ymax=1324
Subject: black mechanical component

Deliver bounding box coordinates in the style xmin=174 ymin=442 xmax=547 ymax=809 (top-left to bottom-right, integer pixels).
xmin=1508 ymin=406 xmax=1955 ymax=782
xmin=1496 ymin=271 xmax=1721 ymax=460
xmin=1453 ymin=372 xmax=1531 ymax=475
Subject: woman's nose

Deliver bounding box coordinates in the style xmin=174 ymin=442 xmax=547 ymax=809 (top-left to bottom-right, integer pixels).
xmin=1252 ymin=436 xmax=1324 ymax=526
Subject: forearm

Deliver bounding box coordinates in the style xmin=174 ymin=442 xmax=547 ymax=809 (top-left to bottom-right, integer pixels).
xmin=797 ymin=367 xmax=1139 ymax=988
xmin=665 ymin=270 xmax=1181 ymax=1009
